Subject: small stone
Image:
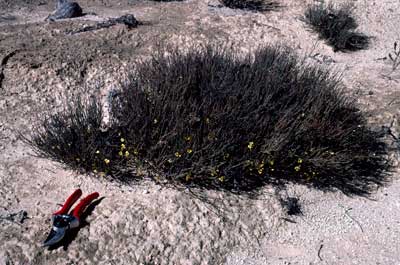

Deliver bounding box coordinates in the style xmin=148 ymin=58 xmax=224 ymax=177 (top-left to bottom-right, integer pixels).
xmin=113 ymin=14 xmax=139 ymax=29
xmin=46 ymin=0 xmax=83 ymax=21
xmin=18 ymin=211 xmax=28 ymax=224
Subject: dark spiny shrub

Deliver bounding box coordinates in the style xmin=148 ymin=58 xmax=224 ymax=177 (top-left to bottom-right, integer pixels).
xmin=280 ymin=197 xmax=302 ymax=216
xmin=304 ymin=3 xmax=369 ymax=52
xmin=108 ymin=45 xmax=389 ymax=194
xmin=28 ymin=95 xmax=128 ymax=177
xmin=219 ymin=0 xmax=279 ymax=12
xmin=29 ymin=45 xmax=389 ymax=194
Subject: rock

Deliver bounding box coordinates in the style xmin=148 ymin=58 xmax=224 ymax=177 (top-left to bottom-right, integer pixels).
xmin=57 ymin=0 xmax=68 ymax=9
xmin=17 ymin=210 xmax=28 ymax=224
xmin=114 ymin=14 xmax=139 ymax=29
xmin=46 ymin=0 xmax=83 ymax=21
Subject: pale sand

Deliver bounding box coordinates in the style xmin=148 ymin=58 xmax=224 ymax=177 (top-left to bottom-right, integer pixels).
xmin=0 ymin=0 xmax=399 ymax=264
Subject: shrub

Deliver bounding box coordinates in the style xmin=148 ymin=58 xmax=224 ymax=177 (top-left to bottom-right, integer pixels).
xmin=280 ymin=196 xmax=302 ymax=216
xmin=30 ymin=45 xmax=389 ymax=195
xmin=27 ymin=95 xmax=129 ymax=178
xmin=304 ymin=3 xmax=369 ymax=52
xmin=109 ymin=45 xmax=389 ymax=194
xmin=219 ymin=0 xmax=279 ymax=12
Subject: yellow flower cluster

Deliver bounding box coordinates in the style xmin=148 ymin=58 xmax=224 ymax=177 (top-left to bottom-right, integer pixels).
xmin=209 ymin=168 xmax=225 ymax=182
xmin=245 ymin=158 xmax=275 ymax=174
xmin=293 ymin=157 xmax=304 ymax=172
xmin=172 ymin=136 xmax=195 ymax=160
xmin=118 ymin=138 xmax=130 ymax=158
xmin=305 ymin=171 xmax=317 ymax=181
xmin=210 ymin=168 xmax=218 ymax=177
xmin=257 ymin=160 xmax=265 ymax=175
xmin=248 ymin=141 xmax=255 ymax=150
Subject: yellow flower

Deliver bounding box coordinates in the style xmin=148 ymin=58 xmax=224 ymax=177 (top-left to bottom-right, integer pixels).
xmin=167 ymin=159 xmax=173 ymax=163
xmin=218 ymin=176 xmax=225 ymax=182
xmin=76 ymin=158 xmax=80 ymax=162
xmin=93 ymin=169 xmax=98 ymax=173
xmin=120 ymin=138 xmax=125 ymax=143
xmin=186 ymin=149 xmax=193 ymax=154
xmin=175 ymin=152 xmax=182 ymax=158
xmin=95 ymin=150 xmax=100 ymax=154
xmin=153 ymin=119 xmax=158 ymax=124
xmin=245 ymin=160 xmax=254 ymax=166
xmin=205 ymin=118 xmax=210 ymax=124
xmin=329 ymin=151 xmax=335 ymax=155
xmin=247 ymin=141 xmax=254 ymax=150
xmin=269 ymin=160 xmax=274 ymax=166
xmin=104 ymin=158 xmax=110 ymax=164
xmin=125 ymin=151 xmax=130 ymax=157
xmin=118 ymin=151 xmax=123 ymax=156
xmin=294 ymin=166 xmax=301 ymax=172
xmin=258 ymin=168 xmax=264 ymax=175
xmin=185 ymin=174 xmax=191 ymax=182
xmin=133 ymin=149 xmax=139 ymax=155
xmin=185 ymin=136 xmax=192 ymax=141
xmin=121 ymin=143 xmax=126 ymax=150
xmin=297 ymin=158 xmax=303 ymax=164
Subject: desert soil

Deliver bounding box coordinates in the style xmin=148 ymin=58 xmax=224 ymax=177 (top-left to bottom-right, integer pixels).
xmin=0 ymin=0 xmax=400 ymax=264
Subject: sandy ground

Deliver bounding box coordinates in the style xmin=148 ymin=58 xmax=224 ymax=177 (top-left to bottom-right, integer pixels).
xmin=1 ymin=0 xmax=400 ymax=264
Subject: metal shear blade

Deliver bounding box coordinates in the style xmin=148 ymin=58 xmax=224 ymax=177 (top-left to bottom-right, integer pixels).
xmin=43 ymin=227 xmax=66 ymax=247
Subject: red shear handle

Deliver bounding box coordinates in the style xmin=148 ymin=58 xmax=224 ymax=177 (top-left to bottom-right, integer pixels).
xmin=54 ymin=189 xmax=82 ymax=215
xmin=72 ymin=192 xmax=100 ymax=220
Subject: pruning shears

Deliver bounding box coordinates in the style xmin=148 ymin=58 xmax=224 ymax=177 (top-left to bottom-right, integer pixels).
xmin=43 ymin=189 xmax=99 ymax=247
